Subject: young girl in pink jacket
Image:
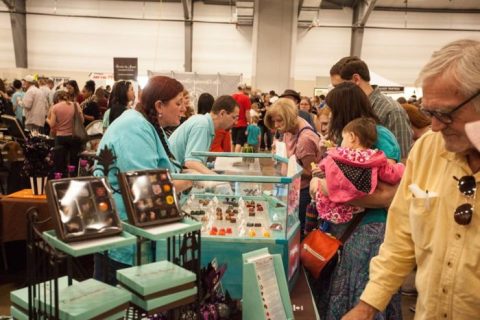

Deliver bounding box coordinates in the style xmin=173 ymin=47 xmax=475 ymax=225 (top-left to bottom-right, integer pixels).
xmin=310 ymin=118 xmax=405 ymax=224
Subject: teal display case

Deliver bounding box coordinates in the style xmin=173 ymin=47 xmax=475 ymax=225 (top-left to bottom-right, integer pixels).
xmin=173 ymin=152 xmax=303 ymax=298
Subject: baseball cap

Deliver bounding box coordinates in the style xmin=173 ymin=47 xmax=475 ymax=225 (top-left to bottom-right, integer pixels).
xmin=24 ymin=75 xmax=35 ymax=83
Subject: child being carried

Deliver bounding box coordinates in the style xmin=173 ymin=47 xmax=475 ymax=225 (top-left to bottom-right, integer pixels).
xmin=310 ymin=118 xmax=405 ymax=224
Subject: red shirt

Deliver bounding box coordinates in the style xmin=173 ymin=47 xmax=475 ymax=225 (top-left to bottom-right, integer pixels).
xmin=210 ymin=129 xmax=232 ymax=152
xmin=232 ymin=92 xmax=251 ymax=128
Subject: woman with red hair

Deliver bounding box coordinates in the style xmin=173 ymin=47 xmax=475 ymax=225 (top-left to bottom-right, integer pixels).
xmin=94 ymin=76 xmax=192 ymax=284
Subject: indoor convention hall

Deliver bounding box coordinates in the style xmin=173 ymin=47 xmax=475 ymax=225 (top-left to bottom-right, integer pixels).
xmin=0 ymin=0 xmax=479 ymax=319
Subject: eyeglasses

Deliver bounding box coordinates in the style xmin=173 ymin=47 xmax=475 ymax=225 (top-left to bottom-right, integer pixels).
xmin=453 ymin=175 xmax=476 ymax=225
xmin=420 ymin=90 xmax=480 ymax=125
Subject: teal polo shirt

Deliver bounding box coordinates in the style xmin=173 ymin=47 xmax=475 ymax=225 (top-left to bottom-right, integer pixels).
xmin=169 ymin=114 xmax=215 ymax=165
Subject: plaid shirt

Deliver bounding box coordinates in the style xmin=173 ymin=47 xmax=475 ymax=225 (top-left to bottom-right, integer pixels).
xmin=369 ymin=87 xmax=413 ymax=158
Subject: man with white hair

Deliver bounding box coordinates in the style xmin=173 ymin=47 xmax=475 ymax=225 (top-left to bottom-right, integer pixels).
xmin=23 ymin=75 xmax=48 ymax=133
xmin=342 ymin=39 xmax=480 ymax=320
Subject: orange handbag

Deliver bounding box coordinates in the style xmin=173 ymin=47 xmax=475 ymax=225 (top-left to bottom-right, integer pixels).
xmin=300 ymin=211 xmax=366 ymax=279
xmin=300 ymin=229 xmax=341 ymax=279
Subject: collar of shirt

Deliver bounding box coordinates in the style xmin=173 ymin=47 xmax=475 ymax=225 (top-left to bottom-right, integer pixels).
xmin=205 ymin=113 xmax=215 ymax=138
xmin=368 ymin=86 xmax=382 ymax=103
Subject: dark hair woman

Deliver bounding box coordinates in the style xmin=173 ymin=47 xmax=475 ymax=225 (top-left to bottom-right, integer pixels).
xmin=107 ymin=80 xmax=135 ymax=126
xmin=314 ymin=81 xmax=402 ymax=320
xmin=197 ymin=92 xmax=215 ymax=115
xmin=65 ymin=80 xmax=80 ymax=103
xmin=80 ymin=80 xmax=100 ymax=126
xmin=93 ymin=76 xmax=192 ymax=285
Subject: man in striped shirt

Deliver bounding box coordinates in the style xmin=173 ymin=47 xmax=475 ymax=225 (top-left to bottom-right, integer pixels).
xmin=330 ymin=57 xmax=413 ymax=160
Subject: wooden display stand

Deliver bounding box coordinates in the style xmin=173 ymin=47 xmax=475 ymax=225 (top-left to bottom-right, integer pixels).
xmin=242 ymin=248 xmax=294 ymax=320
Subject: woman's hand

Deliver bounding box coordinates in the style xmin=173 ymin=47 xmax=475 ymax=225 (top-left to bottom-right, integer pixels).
xmin=310 ymin=177 xmax=320 ymax=198
xmin=348 ymin=182 xmax=399 ymax=208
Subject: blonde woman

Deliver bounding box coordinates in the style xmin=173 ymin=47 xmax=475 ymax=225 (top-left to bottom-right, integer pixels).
xmin=264 ymin=98 xmax=322 ymax=234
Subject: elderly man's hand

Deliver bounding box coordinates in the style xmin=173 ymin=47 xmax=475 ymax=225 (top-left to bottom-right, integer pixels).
xmin=341 ymin=301 xmax=377 ymax=320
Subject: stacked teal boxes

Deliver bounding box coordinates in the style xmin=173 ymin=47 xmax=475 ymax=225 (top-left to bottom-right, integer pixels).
xmin=117 ymin=260 xmax=197 ymax=313
xmin=10 ymin=277 xmax=131 ymax=319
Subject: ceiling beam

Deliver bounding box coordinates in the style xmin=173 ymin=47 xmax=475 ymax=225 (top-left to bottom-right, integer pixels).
xmin=297 ymin=0 xmax=304 ymax=16
xmin=354 ymin=0 xmax=377 ymax=27
xmin=374 ymin=6 xmax=480 ymax=14
xmin=2 ymin=0 xmax=14 ymax=10
xmin=8 ymin=0 xmax=28 ymax=68
xmin=181 ymin=0 xmax=191 ymax=20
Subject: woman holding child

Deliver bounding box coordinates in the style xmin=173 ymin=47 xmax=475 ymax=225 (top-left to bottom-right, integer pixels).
xmin=311 ymin=82 xmax=403 ymax=320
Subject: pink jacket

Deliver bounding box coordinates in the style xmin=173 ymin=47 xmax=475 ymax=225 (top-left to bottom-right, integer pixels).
xmin=319 ymin=147 xmax=405 ymax=203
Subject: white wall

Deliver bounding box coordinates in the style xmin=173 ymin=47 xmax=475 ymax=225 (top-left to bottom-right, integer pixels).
xmin=0 ymin=11 xmax=16 ymax=69
xmin=294 ymin=8 xmax=480 ymax=92
xmin=295 ymin=8 xmax=352 ymax=83
xmin=192 ymin=2 xmax=252 ymax=80
xmin=363 ymin=11 xmax=480 ymax=86
xmin=1 ymin=1 xmax=480 ymax=94
xmin=192 ymin=22 xmax=252 ymax=79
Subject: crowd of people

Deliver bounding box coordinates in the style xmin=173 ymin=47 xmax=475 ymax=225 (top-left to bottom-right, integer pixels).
xmin=0 ymin=38 xmax=479 ymax=319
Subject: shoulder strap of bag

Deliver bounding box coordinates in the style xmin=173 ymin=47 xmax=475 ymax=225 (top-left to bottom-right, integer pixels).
xmin=297 ymin=125 xmax=319 ymax=138
xmin=338 ymin=210 xmax=367 ymax=244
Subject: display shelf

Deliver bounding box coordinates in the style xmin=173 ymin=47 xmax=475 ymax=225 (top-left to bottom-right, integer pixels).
xmin=121 ymin=217 xmax=201 ymax=241
xmin=43 ymin=230 xmax=136 ymax=257
xmin=17 ymin=208 xmax=136 ymax=320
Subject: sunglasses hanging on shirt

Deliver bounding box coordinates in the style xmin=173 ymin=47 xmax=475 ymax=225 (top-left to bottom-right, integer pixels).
xmin=453 ymin=175 xmax=476 ymax=225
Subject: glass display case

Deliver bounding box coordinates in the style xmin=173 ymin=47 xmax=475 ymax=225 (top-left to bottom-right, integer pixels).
xmin=173 ymin=152 xmax=303 ymax=298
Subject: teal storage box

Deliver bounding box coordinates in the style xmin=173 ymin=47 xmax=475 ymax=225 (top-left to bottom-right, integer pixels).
xmin=10 ymin=276 xmax=75 ymax=314
xmin=11 ymin=277 xmax=131 ymax=320
xmin=10 ymin=305 xmax=126 ymax=320
xmin=128 ymin=286 xmax=197 ymax=313
xmin=117 ymin=260 xmax=197 ymax=312
xmin=116 ymin=260 xmax=196 ymax=297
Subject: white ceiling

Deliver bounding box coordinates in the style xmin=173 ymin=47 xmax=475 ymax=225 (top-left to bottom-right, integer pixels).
xmin=376 ymin=0 xmax=480 ymax=10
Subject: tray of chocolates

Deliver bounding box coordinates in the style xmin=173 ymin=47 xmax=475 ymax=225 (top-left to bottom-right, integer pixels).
xmin=118 ymin=169 xmax=182 ymax=227
xmin=46 ymin=177 xmax=122 ymax=242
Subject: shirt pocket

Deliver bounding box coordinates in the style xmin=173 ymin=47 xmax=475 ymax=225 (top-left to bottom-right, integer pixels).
xmin=409 ymin=197 xmax=438 ymax=251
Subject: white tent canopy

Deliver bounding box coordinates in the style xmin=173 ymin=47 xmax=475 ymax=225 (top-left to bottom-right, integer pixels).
xmin=370 ymin=71 xmax=404 ymax=92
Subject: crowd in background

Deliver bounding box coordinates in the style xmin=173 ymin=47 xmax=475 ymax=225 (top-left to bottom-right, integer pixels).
xmin=6 ymin=39 xmax=480 ymax=320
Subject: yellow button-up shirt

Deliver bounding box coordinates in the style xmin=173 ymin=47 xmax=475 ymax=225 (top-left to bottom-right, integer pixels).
xmin=361 ymin=131 xmax=480 ymax=319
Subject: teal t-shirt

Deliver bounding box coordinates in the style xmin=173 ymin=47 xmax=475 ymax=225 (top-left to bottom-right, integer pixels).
xmin=95 ymin=109 xmax=178 ymax=265
xmin=361 ymin=125 xmax=401 ymax=225
xmin=169 ymin=113 xmax=215 ymax=165
xmin=247 ymin=124 xmax=261 ymax=146
xmin=11 ymin=91 xmax=25 ymax=124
